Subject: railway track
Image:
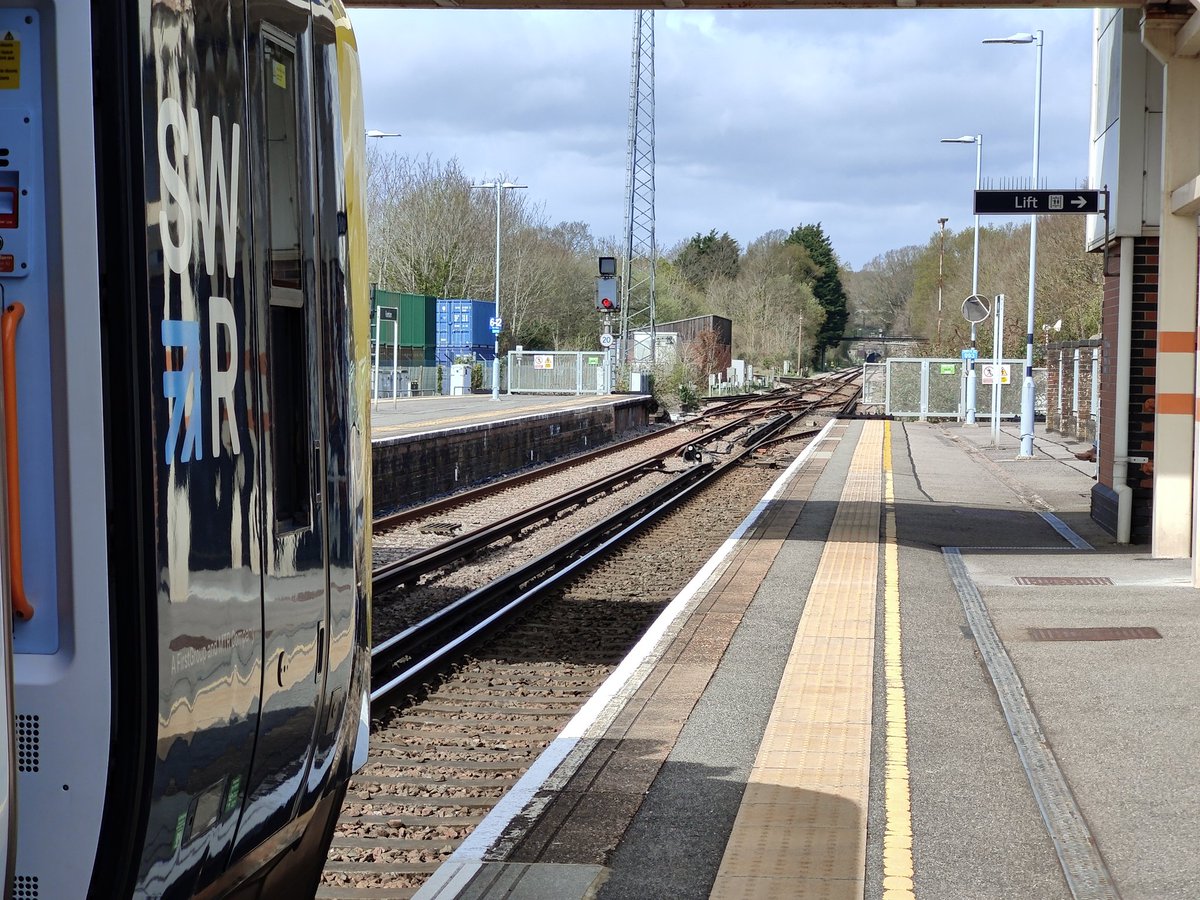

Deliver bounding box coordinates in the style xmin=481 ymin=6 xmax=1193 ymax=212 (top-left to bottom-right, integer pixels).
xmin=318 ymin=374 xmax=860 ymax=898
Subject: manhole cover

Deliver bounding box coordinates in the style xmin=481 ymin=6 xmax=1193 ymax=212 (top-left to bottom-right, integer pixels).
xmin=1014 ymin=576 xmax=1114 ymax=586
xmin=1027 ymin=626 xmax=1162 ymax=642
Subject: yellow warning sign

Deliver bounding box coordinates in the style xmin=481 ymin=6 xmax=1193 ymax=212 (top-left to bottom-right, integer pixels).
xmin=272 ymin=59 xmax=286 ymax=89
xmin=0 ymin=32 xmax=19 ymax=90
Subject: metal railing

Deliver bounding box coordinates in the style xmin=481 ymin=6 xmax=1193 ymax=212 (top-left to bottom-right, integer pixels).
xmin=863 ymin=358 xmax=1046 ymax=420
xmin=507 ymin=351 xmax=611 ymax=395
xmin=1045 ymin=341 xmax=1100 ymax=441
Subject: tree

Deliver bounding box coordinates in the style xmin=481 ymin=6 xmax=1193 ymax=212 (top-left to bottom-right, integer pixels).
xmin=675 ymin=229 xmax=741 ymax=289
xmin=848 ymin=245 xmax=921 ymax=336
xmin=784 ymin=223 xmax=849 ymax=363
xmin=712 ymin=232 xmax=822 ymax=370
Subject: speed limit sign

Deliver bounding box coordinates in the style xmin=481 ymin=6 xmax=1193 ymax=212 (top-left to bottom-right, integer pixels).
xmin=600 ymin=333 xmax=614 ymax=348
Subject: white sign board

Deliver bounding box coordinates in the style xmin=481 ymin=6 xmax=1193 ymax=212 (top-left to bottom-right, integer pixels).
xmin=533 ymin=354 xmax=554 ymax=370
xmin=981 ymin=363 xmax=1011 ymax=386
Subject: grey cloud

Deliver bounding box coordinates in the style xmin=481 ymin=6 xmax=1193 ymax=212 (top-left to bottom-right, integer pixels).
xmin=353 ymin=7 xmax=1095 ymax=269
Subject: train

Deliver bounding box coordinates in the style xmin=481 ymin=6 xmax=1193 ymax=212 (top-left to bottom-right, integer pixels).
xmin=0 ymin=0 xmax=372 ymax=896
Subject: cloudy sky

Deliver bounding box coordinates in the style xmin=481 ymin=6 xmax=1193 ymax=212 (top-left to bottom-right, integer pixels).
xmin=351 ymin=7 xmax=1098 ymax=270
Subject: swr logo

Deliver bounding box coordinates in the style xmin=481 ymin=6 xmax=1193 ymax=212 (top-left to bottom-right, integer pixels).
xmin=157 ymin=97 xmax=242 ymax=464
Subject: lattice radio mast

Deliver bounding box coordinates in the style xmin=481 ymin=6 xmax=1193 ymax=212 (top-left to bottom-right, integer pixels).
xmin=619 ymin=10 xmax=656 ymax=371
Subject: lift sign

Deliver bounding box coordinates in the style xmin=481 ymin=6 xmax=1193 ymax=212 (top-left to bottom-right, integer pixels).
xmin=157 ymin=96 xmax=243 ymax=464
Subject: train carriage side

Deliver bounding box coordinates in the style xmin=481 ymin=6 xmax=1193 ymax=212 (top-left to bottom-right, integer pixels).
xmin=0 ymin=1 xmax=371 ymax=896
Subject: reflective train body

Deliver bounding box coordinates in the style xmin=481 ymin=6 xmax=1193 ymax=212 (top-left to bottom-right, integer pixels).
xmin=0 ymin=1 xmax=372 ymax=896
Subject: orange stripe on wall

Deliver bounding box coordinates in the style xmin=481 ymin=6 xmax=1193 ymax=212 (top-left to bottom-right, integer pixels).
xmin=1158 ymin=331 xmax=1197 ymax=353
xmin=1158 ymin=393 xmax=1194 ymax=415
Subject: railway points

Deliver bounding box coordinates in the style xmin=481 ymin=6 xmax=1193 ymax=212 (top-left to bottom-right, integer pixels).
xmin=346 ymin=412 xmax=1197 ymax=900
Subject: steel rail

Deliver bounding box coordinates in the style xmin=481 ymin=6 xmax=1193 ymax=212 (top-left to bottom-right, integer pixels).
xmin=370 ymin=408 xmax=799 ymax=596
xmin=370 ymin=412 xmax=796 ymax=706
xmin=372 ymin=457 xmax=666 ymax=593
xmin=372 ymin=392 xmax=766 ymax=532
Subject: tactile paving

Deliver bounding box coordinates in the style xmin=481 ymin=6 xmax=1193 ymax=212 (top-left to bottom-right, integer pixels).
xmin=711 ymin=422 xmax=882 ymax=900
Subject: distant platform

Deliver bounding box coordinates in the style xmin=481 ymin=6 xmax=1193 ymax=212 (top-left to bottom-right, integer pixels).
xmin=369 ymin=393 xmax=655 ymax=515
xmin=370 ymin=393 xmax=645 ymax=441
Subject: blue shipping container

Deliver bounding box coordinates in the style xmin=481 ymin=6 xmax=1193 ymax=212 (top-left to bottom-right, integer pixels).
xmin=439 ymin=298 xmax=497 ymax=348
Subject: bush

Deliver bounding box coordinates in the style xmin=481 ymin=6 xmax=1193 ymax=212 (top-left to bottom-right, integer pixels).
xmin=653 ymin=359 xmax=701 ymax=413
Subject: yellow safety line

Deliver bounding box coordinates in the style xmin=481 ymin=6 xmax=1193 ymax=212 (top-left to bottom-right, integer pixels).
xmin=882 ymin=422 xmax=916 ymax=900
xmin=711 ymin=421 xmax=883 ymax=900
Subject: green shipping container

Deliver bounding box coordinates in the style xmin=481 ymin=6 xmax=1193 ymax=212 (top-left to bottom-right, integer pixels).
xmin=372 ymin=289 xmax=436 ymax=349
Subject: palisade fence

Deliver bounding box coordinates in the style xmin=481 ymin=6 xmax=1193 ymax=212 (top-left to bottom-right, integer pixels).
xmin=507 ymin=350 xmax=611 ymax=395
xmin=862 ymin=358 xmax=1047 ymax=420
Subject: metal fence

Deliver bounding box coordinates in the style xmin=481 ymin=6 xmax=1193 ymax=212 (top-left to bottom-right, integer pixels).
xmin=1046 ymin=341 xmax=1100 ymax=441
xmin=863 ymin=358 xmax=1047 ymax=420
xmin=371 ymin=364 xmax=439 ymax=401
xmin=862 ymin=362 xmax=887 ymax=407
xmin=507 ymin=350 xmax=611 ymax=395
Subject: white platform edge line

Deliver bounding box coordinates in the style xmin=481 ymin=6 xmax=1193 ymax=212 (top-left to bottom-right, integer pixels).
xmin=411 ymin=417 xmax=841 ymax=900
xmin=1038 ymin=511 xmax=1094 ymax=550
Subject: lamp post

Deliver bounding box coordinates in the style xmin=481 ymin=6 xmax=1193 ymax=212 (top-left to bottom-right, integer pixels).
xmin=941 ymin=134 xmax=982 ymax=424
xmin=365 ymin=130 xmax=401 ymax=288
xmin=472 ymin=180 xmax=527 ymax=400
xmin=936 ymin=216 xmax=948 ymax=343
xmin=985 ymin=29 xmax=1043 ymax=457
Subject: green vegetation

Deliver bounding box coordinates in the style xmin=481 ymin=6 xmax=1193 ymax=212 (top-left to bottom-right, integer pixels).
xmin=367 ymin=147 xmax=1102 ymax=382
xmin=846 ymin=215 xmax=1102 ymax=360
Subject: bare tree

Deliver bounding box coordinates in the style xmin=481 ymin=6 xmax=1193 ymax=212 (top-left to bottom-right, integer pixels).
xmin=848 ymin=246 xmax=921 ymax=334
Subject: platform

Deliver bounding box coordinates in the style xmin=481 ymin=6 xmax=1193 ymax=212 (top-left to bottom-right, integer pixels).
xmin=370 ymin=394 xmax=646 ymax=441
xmin=414 ymin=419 xmax=1199 ymax=899
xmin=369 ymin=393 xmax=653 ymax=514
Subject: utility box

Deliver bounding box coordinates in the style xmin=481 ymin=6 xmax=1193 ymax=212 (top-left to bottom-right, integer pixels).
xmin=449 ymin=363 xmax=470 ymax=395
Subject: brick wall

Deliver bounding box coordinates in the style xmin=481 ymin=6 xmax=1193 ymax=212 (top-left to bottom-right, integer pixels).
xmin=371 ymin=397 xmax=653 ymax=515
xmin=1091 ymin=237 xmax=1157 ymax=542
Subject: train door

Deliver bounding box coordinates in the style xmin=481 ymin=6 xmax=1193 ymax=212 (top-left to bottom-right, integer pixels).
xmin=301 ymin=1 xmax=361 ymax=808
xmin=231 ymin=7 xmax=331 ymax=855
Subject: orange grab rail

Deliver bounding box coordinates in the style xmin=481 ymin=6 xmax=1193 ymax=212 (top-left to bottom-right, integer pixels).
xmin=3 ymin=304 xmax=33 ymax=621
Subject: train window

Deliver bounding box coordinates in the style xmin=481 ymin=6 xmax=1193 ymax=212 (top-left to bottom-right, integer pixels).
xmin=262 ymin=34 xmax=310 ymax=529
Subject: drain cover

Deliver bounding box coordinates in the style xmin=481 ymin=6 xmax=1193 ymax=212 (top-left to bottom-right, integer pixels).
xmin=1014 ymin=576 xmax=1114 ymax=586
xmin=1027 ymin=626 xmax=1162 ymax=642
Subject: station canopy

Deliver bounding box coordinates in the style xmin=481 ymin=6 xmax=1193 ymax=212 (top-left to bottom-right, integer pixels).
xmin=346 ymin=1 xmax=1142 ymax=10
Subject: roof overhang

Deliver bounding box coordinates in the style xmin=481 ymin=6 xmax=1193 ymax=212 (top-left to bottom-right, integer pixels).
xmin=346 ymin=1 xmax=1149 ymax=10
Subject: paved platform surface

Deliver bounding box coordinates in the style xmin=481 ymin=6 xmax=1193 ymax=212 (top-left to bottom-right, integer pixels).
xmin=416 ymin=419 xmax=1198 ymax=900
xmin=370 ymin=394 xmax=641 ymax=441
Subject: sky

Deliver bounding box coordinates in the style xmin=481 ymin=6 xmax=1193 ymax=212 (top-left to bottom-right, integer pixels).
xmin=350 ymin=7 xmax=1098 ymax=271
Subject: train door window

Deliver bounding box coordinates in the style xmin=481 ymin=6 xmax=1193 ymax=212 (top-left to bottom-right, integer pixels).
xmin=262 ymin=33 xmax=310 ymax=530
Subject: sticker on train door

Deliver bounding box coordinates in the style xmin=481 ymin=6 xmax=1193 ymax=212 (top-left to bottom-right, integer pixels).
xmin=0 ymin=31 xmax=19 ymax=89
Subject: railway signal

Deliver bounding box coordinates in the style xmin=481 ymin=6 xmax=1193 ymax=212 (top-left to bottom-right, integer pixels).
xmin=596 ymin=256 xmax=620 ymax=312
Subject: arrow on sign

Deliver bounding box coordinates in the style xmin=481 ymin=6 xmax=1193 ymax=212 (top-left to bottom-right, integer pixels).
xmin=1071 ymin=196 xmax=1087 ymax=209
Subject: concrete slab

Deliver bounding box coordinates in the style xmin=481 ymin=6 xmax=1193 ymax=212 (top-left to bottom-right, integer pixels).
xmin=419 ymin=416 xmax=1197 ymax=900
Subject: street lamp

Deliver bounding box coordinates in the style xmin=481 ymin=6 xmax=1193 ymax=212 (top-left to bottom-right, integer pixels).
xmin=471 ymin=180 xmax=528 ymax=400
xmin=365 ymin=131 xmax=402 ymax=286
xmin=941 ymin=133 xmax=982 ymax=424
xmin=984 ymin=29 xmax=1043 ymax=457
xmin=937 ymin=216 xmax=948 ymax=342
